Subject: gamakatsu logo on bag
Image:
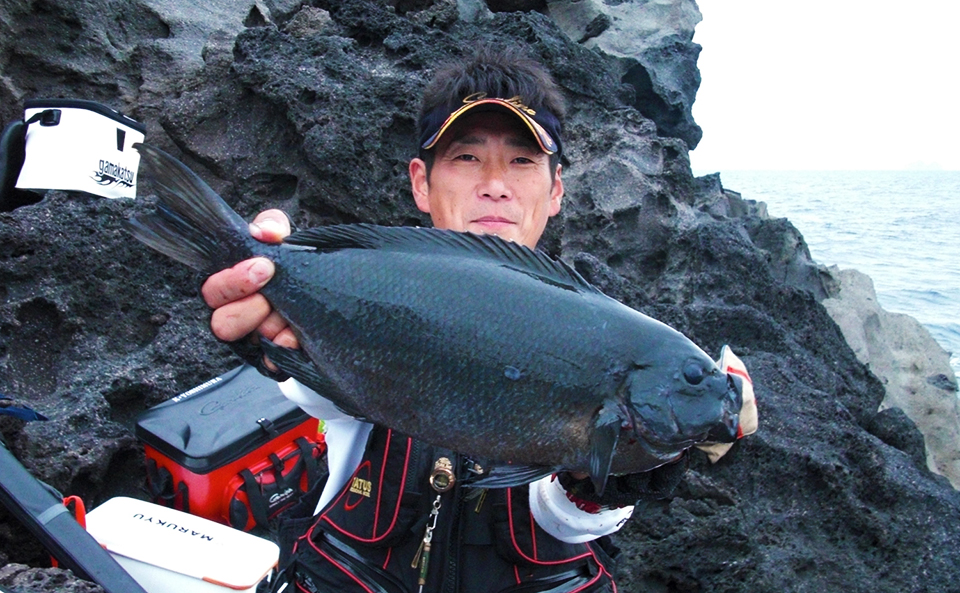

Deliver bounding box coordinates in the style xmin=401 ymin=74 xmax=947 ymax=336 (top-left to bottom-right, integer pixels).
xmin=92 ymin=159 xmax=135 ymax=188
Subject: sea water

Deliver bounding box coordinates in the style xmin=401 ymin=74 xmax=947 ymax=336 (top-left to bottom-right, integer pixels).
xmin=697 ymin=170 xmax=960 ymax=382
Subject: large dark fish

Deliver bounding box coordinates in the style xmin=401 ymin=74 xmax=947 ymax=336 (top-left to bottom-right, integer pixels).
xmin=125 ymin=143 xmax=742 ymax=493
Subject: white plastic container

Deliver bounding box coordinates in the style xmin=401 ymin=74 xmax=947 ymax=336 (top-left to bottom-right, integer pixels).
xmin=16 ymin=99 xmax=145 ymax=199
xmin=85 ymin=497 xmax=279 ymax=593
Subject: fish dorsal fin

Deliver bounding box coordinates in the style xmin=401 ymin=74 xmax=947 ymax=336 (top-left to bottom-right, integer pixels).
xmin=286 ymin=224 xmax=602 ymax=294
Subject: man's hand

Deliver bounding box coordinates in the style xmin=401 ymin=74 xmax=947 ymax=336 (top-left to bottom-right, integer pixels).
xmin=201 ymin=209 xmax=299 ymax=370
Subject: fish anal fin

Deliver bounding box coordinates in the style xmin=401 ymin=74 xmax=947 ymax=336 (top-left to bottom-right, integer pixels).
xmin=589 ymin=402 xmax=622 ymax=496
xmin=466 ymin=464 xmax=557 ymax=490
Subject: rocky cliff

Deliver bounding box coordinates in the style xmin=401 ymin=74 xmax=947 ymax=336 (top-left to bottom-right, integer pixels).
xmin=2 ymin=1 xmax=959 ymax=592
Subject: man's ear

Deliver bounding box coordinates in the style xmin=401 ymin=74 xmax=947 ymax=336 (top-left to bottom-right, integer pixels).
xmin=549 ymin=164 xmax=563 ymax=217
xmin=409 ymin=158 xmax=430 ymax=213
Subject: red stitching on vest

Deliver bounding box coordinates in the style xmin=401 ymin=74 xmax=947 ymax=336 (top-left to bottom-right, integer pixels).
xmin=314 ymin=545 xmax=376 ymax=593
xmin=382 ymin=547 xmax=392 ymax=571
xmin=568 ymin=569 xmax=602 ymax=593
xmin=319 ymin=429 xmax=414 ymax=544
xmin=373 ymin=429 xmax=390 ymax=535
xmin=529 ymin=507 xmax=538 ymax=560
xmin=591 ymin=546 xmax=617 ymax=593
xmin=506 ymin=488 xmax=591 ymax=565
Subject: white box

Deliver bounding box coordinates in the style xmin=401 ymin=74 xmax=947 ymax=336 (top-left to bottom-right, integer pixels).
xmin=15 ymin=99 xmax=146 ymax=199
xmin=85 ymin=497 xmax=279 ymax=593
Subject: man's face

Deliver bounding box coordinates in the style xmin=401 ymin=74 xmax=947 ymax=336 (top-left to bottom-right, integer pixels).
xmin=409 ymin=111 xmax=563 ymax=250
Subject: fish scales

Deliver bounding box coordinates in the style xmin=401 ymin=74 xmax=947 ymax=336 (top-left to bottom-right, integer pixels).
xmin=265 ymin=246 xmax=641 ymax=457
xmin=125 ymin=143 xmax=743 ymax=491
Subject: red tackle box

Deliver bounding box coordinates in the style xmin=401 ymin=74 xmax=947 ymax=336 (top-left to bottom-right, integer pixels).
xmin=136 ymin=365 xmax=325 ymax=532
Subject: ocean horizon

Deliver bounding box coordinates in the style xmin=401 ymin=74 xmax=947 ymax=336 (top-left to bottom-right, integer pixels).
xmin=694 ymin=169 xmax=960 ymax=382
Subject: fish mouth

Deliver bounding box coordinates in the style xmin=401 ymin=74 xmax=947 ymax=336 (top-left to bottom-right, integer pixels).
xmin=626 ymin=370 xmax=744 ymax=449
xmin=704 ymin=373 xmax=743 ymax=443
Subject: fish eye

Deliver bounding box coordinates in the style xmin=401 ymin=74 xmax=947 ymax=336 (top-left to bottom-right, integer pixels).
xmin=682 ymin=361 xmax=706 ymax=385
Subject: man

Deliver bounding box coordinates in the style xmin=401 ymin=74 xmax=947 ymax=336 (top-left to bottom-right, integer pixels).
xmin=204 ymin=48 xmax=687 ymax=592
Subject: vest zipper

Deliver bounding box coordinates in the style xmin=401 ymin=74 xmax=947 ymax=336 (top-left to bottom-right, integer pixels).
xmin=440 ymin=457 xmax=467 ymax=593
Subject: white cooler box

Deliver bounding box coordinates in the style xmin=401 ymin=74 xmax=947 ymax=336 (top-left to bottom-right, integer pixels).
xmin=85 ymin=497 xmax=279 ymax=593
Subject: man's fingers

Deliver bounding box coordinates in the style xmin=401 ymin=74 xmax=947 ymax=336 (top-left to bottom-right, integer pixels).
xmin=202 ymin=210 xmax=289 ymax=308
xmin=272 ymin=326 xmax=300 ymax=350
xmin=262 ymin=327 xmax=300 ymax=373
xmin=202 ymin=209 xmax=294 ymax=364
xmin=259 ymin=311 xmax=297 ymax=344
xmin=249 ymin=209 xmax=291 ymax=244
xmin=202 ymin=258 xmax=275 ymax=309
xmin=210 ymin=293 xmax=273 ymax=342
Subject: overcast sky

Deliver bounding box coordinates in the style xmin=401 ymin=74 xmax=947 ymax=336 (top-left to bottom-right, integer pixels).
xmin=690 ymin=0 xmax=960 ymax=172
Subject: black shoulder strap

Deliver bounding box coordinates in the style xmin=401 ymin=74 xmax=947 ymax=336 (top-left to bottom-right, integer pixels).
xmin=0 ymin=438 xmax=149 ymax=593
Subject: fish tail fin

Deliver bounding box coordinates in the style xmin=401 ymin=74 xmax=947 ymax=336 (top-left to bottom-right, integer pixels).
xmin=123 ymin=143 xmax=254 ymax=273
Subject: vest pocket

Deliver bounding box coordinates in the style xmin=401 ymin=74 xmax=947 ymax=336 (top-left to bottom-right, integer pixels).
xmin=318 ymin=428 xmax=427 ymax=548
xmin=490 ymin=487 xmax=598 ymax=566
xmin=494 ymin=567 xmax=601 ymax=593
xmin=294 ymin=528 xmax=410 ymax=593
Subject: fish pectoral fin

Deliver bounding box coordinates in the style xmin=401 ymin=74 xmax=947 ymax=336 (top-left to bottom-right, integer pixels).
xmin=465 ymin=464 xmax=557 ymax=490
xmin=589 ymin=402 xmax=622 ymax=496
xmin=259 ymin=338 xmax=366 ymax=419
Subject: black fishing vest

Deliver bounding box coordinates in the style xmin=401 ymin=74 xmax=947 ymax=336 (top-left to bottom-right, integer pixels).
xmin=283 ymin=425 xmax=618 ymax=593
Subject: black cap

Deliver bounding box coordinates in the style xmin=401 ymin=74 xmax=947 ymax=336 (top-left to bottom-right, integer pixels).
xmin=420 ymin=92 xmax=562 ymax=157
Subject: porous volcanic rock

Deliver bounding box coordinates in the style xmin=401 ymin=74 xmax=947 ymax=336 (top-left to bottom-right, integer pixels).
xmin=0 ymin=564 xmax=104 ymax=593
xmin=823 ymin=267 xmax=960 ymax=486
xmin=545 ymin=0 xmax=704 ymax=150
xmin=1 ymin=1 xmax=959 ymax=592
